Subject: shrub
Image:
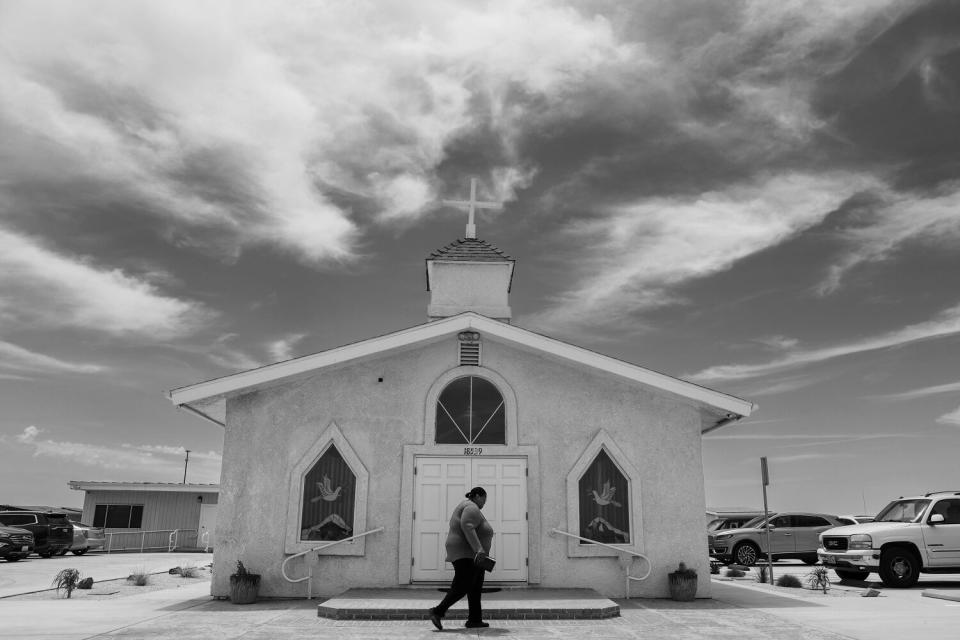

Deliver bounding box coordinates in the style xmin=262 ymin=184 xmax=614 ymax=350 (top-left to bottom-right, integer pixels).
xmin=127 ymin=568 xmax=151 ymax=586
xmin=776 ymin=574 xmax=802 ymax=588
xmin=724 ymin=567 xmax=745 ymax=578
xmin=754 ymin=565 xmax=769 ymax=583
xmin=52 ymin=568 xmax=81 ymax=598
xmin=806 ymin=566 xmax=830 ymax=593
xmin=177 ymin=564 xmax=201 ymax=578
xmin=78 ymin=577 xmax=94 ymax=590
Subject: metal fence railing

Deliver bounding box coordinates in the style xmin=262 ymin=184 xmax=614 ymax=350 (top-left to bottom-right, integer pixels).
xmin=104 ymin=528 xmax=200 ymax=553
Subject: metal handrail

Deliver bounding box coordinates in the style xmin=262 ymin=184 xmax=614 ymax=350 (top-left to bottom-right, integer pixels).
xmin=550 ymin=528 xmax=653 ymax=598
xmin=168 ymin=530 xmax=179 ymax=552
xmin=281 ymin=527 xmax=384 ymax=599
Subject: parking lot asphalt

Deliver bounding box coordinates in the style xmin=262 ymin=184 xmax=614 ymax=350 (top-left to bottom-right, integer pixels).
xmin=711 ymin=562 xmax=960 ymax=640
xmin=0 ymin=551 xmax=212 ymax=598
xmin=0 ymin=556 xmax=957 ymax=639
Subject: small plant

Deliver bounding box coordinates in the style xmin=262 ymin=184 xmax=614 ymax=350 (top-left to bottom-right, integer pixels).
xmin=709 ymin=560 xmax=721 ymax=575
xmin=776 ymin=574 xmax=803 ymax=588
xmin=667 ymin=562 xmax=698 ymax=601
xmin=177 ymin=564 xmax=201 ymax=578
xmin=806 ymin=566 xmax=830 ymax=593
xmin=229 ymin=560 xmax=261 ymax=605
xmin=52 ymin=568 xmax=81 ymax=598
xmin=127 ymin=567 xmax=151 ymax=586
xmin=725 ymin=567 xmax=745 ymax=578
xmin=754 ymin=564 xmax=769 ymax=583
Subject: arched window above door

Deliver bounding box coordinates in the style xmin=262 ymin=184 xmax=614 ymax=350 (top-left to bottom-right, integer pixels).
xmin=435 ymin=376 xmax=506 ymax=445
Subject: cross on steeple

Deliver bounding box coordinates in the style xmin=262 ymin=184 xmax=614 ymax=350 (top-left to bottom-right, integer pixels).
xmin=442 ymin=178 xmax=502 ymax=239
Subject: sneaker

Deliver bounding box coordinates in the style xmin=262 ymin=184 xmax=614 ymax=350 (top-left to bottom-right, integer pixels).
xmin=465 ymin=620 xmax=490 ymax=628
xmin=428 ymin=608 xmax=443 ymax=630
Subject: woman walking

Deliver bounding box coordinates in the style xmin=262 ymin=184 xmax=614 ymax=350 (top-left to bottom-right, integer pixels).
xmin=428 ymin=487 xmax=494 ymax=630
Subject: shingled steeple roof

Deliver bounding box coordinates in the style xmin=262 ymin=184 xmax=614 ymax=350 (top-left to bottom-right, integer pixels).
xmin=428 ymin=237 xmax=513 ymax=262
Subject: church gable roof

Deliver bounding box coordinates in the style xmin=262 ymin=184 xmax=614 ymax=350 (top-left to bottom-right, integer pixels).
xmin=428 ymin=237 xmax=513 ymax=262
xmin=168 ymin=313 xmax=755 ymax=432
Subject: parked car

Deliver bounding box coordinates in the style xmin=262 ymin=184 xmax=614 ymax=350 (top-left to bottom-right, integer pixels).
xmin=0 ymin=511 xmax=73 ymax=557
xmin=58 ymin=522 xmax=105 ymax=556
xmin=819 ymin=491 xmax=960 ymax=587
xmin=842 ymin=514 xmax=875 ymax=524
xmin=0 ymin=524 xmax=35 ymax=562
xmin=710 ymin=512 xmax=849 ymax=565
xmin=708 ymin=515 xmax=763 ymax=532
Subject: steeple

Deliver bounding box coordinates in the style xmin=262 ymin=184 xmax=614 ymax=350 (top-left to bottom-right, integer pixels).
xmin=426 ymin=180 xmax=514 ymax=322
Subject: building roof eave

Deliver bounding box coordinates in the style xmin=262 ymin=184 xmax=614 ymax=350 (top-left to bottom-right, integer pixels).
xmin=68 ymin=481 xmax=220 ymax=493
xmin=167 ymin=312 xmax=756 ymax=429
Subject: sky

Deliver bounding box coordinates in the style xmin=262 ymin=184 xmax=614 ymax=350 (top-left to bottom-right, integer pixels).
xmin=1 ymin=0 xmax=959 ymax=517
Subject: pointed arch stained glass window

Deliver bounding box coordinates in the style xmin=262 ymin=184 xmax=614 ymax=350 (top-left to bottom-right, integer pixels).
xmin=578 ymin=449 xmax=630 ymax=544
xmin=300 ymin=444 xmax=356 ymax=542
xmin=435 ymin=376 xmax=505 ymax=445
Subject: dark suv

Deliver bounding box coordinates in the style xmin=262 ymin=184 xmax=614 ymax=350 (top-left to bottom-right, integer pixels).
xmin=0 ymin=511 xmax=73 ymax=557
xmin=0 ymin=524 xmax=35 ymax=561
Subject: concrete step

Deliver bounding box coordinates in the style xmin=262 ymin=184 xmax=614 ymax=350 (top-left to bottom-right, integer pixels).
xmin=317 ymin=587 xmax=619 ymax=620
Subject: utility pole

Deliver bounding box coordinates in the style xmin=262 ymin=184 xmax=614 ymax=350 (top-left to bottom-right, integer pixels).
xmin=183 ymin=449 xmax=191 ymax=484
xmin=761 ymin=456 xmax=773 ymax=584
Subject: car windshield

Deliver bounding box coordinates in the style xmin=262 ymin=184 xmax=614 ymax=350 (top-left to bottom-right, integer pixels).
xmin=875 ymin=499 xmax=930 ymax=523
xmin=742 ymin=514 xmax=774 ymax=528
xmin=707 ymin=519 xmax=725 ymax=531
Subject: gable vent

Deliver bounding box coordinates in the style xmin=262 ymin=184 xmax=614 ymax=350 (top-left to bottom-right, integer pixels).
xmin=458 ymin=337 xmax=481 ymax=366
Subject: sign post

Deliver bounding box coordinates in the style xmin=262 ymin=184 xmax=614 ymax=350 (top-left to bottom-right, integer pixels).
xmin=760 ymin=456 xmax=773 ymax=584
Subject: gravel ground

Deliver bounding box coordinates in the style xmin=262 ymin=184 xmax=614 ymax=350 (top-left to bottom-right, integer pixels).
xmin=6 ymin=562 xmax=212 ymax=601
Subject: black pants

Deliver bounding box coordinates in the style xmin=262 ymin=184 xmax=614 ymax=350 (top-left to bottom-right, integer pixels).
xmin=433 ymin=558 xmax=485 ymax=622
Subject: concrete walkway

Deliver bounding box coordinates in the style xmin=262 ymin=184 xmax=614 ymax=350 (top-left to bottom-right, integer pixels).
xmin=2 ymin=563 xmax=957 ymax=639
xmin=0 ymin=580 xmax=855 ymax=640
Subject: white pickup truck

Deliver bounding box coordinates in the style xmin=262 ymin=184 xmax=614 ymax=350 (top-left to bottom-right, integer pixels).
xmin=817 ymin=491 xmax=960 ymax=587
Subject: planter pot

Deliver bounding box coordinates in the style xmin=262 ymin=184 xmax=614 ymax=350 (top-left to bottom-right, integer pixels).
xmin=668 ymin=567 xmax=698 ymax=601
xmin=229 ymin=575 xmax=261 ymax=604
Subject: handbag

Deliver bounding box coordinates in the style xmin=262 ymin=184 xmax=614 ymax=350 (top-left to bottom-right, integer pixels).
xmin=474 ymin=552 xmax=496 ymax=573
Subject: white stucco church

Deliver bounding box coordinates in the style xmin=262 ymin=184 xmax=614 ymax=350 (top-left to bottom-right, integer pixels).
xmin=168 ymin=189 xmax=755 ymax=599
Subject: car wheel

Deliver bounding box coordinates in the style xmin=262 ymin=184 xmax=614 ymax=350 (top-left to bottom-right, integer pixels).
xmin=71 ymin=548 xmax=88 ymax=556
xmin=38 ymin=551 xmax=53 ymax=558
xmin=801 ymin=555 xmax=819 ymax=565
xmin=57 ymin=549 xmax=69 ymax=556
xmin=5 ymin=556 xmax=23 ymax=562
xmin=835 ymin=569 xmax=870 ymax=582
xmin=733 ymin=542 xmax=760 ymax=566
xmin=878 ymin=546 xmax=920 ymax=588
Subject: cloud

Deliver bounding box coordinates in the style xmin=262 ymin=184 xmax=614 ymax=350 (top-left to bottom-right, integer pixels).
xmin=866 ymin=380 xmax=960 ymax=401
xmin=0 ymin=226 xmax=211 ymax=338
xmin=10 ymin=425 xmax=221 ymax=477
xmin=735 ymin=376 xmax=827 ymax=397
xmin=707 ymin=432 xmax=914 ymax=442
xmin=818 ymin=184 xmax=960 ymax=294
xmin=0 ymin=339 xmax=105 ymax=375
xmin=768 ymin=453 xmax=855 ymax=464
xmin=937 ymin=407 xmax=960 ymax=426
xmin=0 ymin=0 xmax=630 ymax=264
xmin=207 ymin=334 xmax=264 ymax=371
xmin=523 ymin=172 xmax=877 ymax=334
xmin=690 ymin=301 xmax=960 ymax=381
xmin=266 ymin=333 xmax=307 ymax=362
xmin=755 ymin=336 xmax=800 ymax=351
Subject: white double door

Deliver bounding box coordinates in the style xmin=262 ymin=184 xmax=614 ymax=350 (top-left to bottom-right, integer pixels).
xmin=412 ymin=456 xmax=527 ymax=582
